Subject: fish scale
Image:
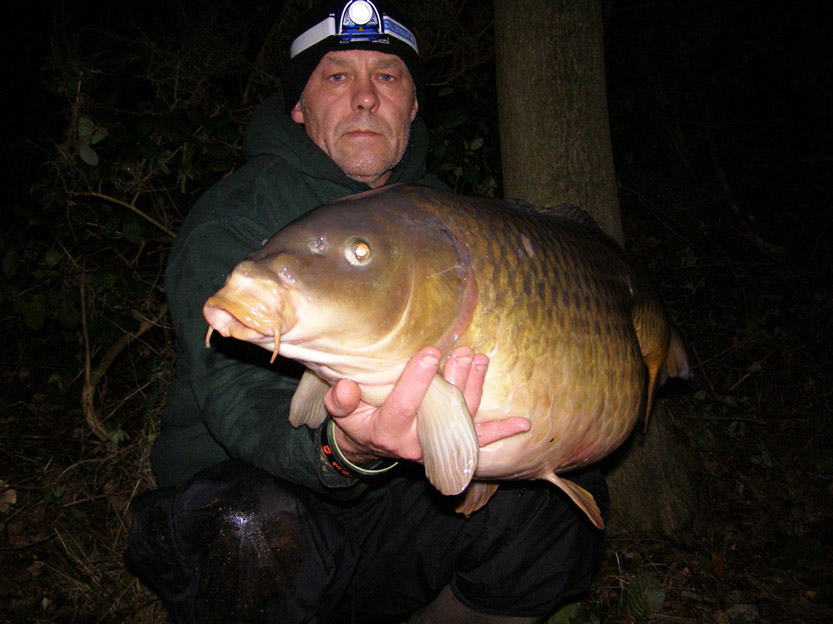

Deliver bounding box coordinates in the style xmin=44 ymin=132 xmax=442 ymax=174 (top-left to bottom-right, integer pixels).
xmin=441 ymin=196 xmax=644 ymax=461
xmin=203 ymin=185 xmax=690 ymax=529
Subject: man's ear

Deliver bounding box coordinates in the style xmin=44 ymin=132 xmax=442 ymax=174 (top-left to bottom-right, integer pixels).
xmin=291 ymin=103 xmax=305 ymax=124
xmin=410 ymin=97 xmax=418 ymax=122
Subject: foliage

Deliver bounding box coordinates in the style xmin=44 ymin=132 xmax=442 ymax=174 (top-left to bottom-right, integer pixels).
xmin=626 ymin=572 xmax=666 ymax=621
xmin=2 ymin=0 xmax=832 ymax=622
xmin=426 ymin=86 xmax=501 ymax=198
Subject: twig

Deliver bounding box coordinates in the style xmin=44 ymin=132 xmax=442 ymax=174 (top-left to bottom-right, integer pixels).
xmin=73 ymin=191 xmax=176 ymax=238
xmin=0 ymin=535 xmax=56 ymax=551
xmin=80 ymin=274 xmax=112 ymax=450
xmin=79 ymin=272 xmax=169 ymax=453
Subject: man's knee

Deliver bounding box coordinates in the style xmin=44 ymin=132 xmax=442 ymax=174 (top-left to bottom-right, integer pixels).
xmin=125 ymin=460 xmax=354 ymax=622
xmin=453 ymin=469 xmax=608 ymax=615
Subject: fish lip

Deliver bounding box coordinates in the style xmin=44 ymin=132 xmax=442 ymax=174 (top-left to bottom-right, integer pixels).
xmin=203 ymin=301 xmax=278 ymax=335
xmin=203 ymin=268 xmax=297 ymax=338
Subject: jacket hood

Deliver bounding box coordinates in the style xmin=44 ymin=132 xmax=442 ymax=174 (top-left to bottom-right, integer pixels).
xmin=242 ymin=92 xmax=430 ymax=188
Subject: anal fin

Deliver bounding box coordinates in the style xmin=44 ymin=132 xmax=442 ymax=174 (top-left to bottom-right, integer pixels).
xmin=455 ymin=481 xmax=499 ymax=516
xmin=417 ymin=375 xmax=479 ymax=496
xmin=289 ymin=369 xmax=331 ymax=428
xmin=545 ymin=473 xmax=605 ymax=530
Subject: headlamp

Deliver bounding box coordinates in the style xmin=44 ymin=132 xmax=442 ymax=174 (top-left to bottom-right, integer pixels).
xmin=290 ymin=0 xmax=419 ymax=59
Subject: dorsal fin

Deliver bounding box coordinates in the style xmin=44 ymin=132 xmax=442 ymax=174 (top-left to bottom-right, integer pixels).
xmin=504 ymin=199 xmax=602 ymax=232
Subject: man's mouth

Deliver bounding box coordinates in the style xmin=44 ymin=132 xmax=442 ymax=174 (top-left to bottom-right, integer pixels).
xmin=344 ymin=129 xmax=381 ymax=138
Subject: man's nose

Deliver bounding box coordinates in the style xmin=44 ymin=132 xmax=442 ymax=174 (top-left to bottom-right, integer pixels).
xmin=351 ymin=76 xmax=379 ymax=112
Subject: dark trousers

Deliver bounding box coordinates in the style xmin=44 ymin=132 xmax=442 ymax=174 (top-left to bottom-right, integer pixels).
xmin=125 ymin=460 xmax=607 ymax=624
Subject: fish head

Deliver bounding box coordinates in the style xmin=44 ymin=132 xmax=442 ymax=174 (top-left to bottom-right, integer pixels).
xmin=204 ymin=186 xmax=477 ymax=375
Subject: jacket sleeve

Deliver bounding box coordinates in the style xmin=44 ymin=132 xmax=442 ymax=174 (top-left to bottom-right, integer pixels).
xmin=165 ymin=197 xmax=366 ymax=499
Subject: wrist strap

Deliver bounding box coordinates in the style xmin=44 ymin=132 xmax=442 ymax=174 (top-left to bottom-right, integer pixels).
xmin=321 ymin=418 xmax=400 ymax=479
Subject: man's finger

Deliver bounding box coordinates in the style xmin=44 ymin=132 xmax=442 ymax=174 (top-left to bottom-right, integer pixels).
xmin=443 ymin=346 xmax=474 ymax=388
xmin=443 ymin=347 xmax=488 ymax=416
xmin=462 ymin=353 xmax=488 ymax=415
xmin=381 ymin=346 xmax=441 ymax=428
xmin=324 ymin=378 xmax=362 ymax=417
xmin=474 ymin=417 xmax=531 ymax=447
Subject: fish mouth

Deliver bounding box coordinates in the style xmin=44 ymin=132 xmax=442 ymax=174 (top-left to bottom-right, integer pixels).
xmin=203 ymin=294 xmax=288 ymax=363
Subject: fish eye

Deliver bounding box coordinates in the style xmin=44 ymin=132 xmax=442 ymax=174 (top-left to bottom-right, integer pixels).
xmin=345 ymin=238 xmax=372 ymax=265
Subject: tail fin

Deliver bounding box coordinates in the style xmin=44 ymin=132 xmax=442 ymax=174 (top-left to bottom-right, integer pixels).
xmin=661 ymin=325 xmax=692 ymax=383
xmin=641 ymin=324 xmax=690 ymax=432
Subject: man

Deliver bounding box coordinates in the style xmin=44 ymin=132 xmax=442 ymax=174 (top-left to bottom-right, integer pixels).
xmin=126 ymin=2 xmax=608 ymax=623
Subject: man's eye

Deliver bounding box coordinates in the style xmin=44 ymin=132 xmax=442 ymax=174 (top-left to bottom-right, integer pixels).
xmin=328 ymin=73 xmax=345 ymax=82
xmin=378 ymin=73 xmax=395 ymax=82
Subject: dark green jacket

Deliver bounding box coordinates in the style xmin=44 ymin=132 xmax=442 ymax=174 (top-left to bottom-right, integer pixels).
xmin=151 ymin=93 xmax=445 ymax=494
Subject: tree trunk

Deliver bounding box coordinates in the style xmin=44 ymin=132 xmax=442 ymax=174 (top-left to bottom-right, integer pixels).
xmin=494 ymin=0 xmax=622 ymax=242
xmin=600 ymin=404 xmax=700 ymax=534
xmin=493 ymin=0 xmax=698 ymax=535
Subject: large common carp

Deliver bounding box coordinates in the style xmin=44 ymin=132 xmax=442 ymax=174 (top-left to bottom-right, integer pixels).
xmin=203 ymin=185 xmax=689 ymax=528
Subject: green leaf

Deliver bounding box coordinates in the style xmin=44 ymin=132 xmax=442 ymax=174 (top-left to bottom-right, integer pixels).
xmin=17 ymin=296 xmax=47 ymax=331
xmin=122 ymin=219 xmax=143 ymax=245
xmin=140 ymin=139 xmax=158 ymax=162
xmin=104 ymin=213 xmax=120 ymax=235
xmin=627 ymin=572 xmax=666 ymax=621
xmin=56 ymin=300 xmax=80 ymax=329
xmin=546 ymin=601 xmax=581 ymax=624
xmin=45 ymin=249 xmax=62 ymax=268
xmin=79 ymin=143 xmax=100 ymax=166
xmin=2 ymin=249 xmax=19 ymax=279
xmin=90 ymin=271 xmax=117 ymax=295
xmin=109 ymin=428 xmax=130 ymax=447
xmin=90 ymin=125 xmax=108 ymax=145
xmin=437 ymin=107 xmax=468 ymax=130
xmin=77 ymin=116 xmax=95 ymax=140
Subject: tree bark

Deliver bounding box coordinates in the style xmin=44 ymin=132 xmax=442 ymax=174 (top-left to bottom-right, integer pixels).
xmin=601 ymin=405 xmax=700 ymax=534
xmin=493 ymin=0 xmax=697 ymax=534
xmin=494 ymin=0 xmax=622 ymax=242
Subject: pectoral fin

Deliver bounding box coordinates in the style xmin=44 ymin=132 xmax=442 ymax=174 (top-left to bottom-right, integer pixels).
xmin=545 ymin=473 xmax=605 ymax=530
xmin=289 ymin=369 xmax=330 ymax=428
xmin=417 ymin=375 xmax=479 ymax=496
xmin=455 ymin=481 xmax=499 ymax=516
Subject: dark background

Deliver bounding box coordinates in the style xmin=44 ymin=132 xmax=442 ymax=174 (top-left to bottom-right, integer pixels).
xmin=1 ymin=1 xmax=831 ymax=622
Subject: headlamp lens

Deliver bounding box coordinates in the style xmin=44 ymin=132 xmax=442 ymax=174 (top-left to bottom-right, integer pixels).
xmin=346 ymin=1 xmax=374 ymax=26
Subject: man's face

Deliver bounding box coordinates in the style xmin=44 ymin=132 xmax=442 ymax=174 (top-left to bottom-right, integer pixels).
xmin=291 ymin=50 xmax=418 ymax=188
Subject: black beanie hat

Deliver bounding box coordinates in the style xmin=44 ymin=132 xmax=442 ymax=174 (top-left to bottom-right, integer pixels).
xmin=282 ymin=0 xmax=424 ymax=114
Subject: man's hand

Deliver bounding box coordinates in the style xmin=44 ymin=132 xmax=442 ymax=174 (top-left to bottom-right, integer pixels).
xmin=323 ymin=346 xmax=530 ymax=465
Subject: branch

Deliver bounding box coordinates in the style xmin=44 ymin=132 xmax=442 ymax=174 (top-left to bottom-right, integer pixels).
xmin=79 ymin=274 xmax=111 ymax=449
xmin=80 ymin=272 xmax=169 ymax=452
xmin=73 ymin=191 xmax=176 ymax=238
